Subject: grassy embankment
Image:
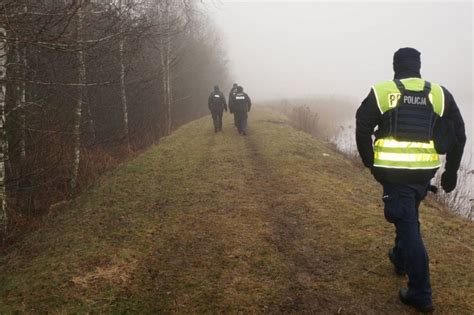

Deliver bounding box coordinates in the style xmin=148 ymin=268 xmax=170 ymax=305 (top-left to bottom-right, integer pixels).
xmin=0 ymin=109 xmax=472 ymax=313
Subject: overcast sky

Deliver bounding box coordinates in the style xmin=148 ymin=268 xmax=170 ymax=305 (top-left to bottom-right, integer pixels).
xmin=207 ymin=0 xmax=473 ymax=164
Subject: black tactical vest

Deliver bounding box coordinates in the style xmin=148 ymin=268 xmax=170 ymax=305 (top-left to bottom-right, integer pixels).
xmin=234 ymin=92 xmax=248 ymax=112
xmin=377 ymin=80 xmax=438 ymax=143
xmin=210 ymin=92 xmax=224 ymax=109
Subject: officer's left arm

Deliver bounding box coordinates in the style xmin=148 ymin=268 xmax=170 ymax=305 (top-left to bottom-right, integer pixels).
xmin=208 ymin=93 xmax=213 ymax=111
xmin=355 ymin=89 xmax=381 ymax=168
xmin=247 ymin=94 xmax=252 ymax=112
xmin=442 ymin=87 xmax=467 ymax=173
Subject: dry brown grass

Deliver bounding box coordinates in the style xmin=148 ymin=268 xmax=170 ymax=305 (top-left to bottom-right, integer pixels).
xmin=70 ymin=256 xmax=136 ymax=289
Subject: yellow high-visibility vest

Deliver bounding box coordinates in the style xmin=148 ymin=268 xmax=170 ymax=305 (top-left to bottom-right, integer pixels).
xmin=372 ymin=78 xmax=445 ymax=170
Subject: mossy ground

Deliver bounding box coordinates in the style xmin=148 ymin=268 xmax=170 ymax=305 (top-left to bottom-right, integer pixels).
xmin=0 ymin=109 xmax=472 ymax=313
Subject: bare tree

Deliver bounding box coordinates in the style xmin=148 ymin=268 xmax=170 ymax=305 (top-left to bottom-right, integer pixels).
xmin=0 ymin=0 xmax=231 ymax=241
xmin=70 ymin=1 xmax=86 ymax=192
xmin=160 ymin=0 xmax=173 ymax=135
xmin=119 ymin=0 xmax=130 ymax=149
xmin=0 ymin=25 xmax=8 ymax=241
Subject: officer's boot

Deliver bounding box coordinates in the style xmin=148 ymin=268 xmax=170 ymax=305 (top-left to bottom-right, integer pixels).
xmin=399 ymin=288 xmax=434 ymax=313
xmin=389 ymin=248 xmax=406 ymax=276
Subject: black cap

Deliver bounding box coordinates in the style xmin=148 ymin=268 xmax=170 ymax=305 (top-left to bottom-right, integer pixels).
xmin=233 ymin=83 xmax=238 ymax=87
xmin=393 ymin=47 xmax=421 ymax=75
xmin=214 ymin=85 xmax=219 ymax=91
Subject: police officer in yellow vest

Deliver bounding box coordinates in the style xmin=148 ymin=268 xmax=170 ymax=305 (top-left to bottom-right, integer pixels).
xmin=356 ymin=48 xmax=466 ymax=313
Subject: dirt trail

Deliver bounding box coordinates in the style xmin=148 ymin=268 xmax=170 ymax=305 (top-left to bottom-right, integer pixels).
xmin=243 ymin=136 xmax=330 ymax=311
xmin=0 ymin=110 xmax=472 ymax=314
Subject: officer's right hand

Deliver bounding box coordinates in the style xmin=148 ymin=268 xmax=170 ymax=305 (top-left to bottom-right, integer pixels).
xmin=441 ymin=170 xmax=457 ymax=193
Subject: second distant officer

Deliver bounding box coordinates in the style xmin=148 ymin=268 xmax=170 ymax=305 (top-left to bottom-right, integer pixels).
xmin=233 ymin=86 xmax=251 ymax=135
xmin=208 ymin=85 xmax=227 ymax=133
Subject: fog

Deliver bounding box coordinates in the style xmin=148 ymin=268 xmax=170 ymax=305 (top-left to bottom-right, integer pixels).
xmin=209 ymin=0 xmax=473 ymax=166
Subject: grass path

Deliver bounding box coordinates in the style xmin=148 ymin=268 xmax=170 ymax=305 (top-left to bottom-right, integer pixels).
xmin=0 ymin=110 xmax=472 ymax=313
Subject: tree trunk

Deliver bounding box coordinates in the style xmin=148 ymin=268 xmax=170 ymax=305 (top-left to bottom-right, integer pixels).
xmin=166 ymin=20 xmax=172 ymax=135
xmin=165 ymin=2 xmax=173 ymax=135
xmin=159 ymin=37 xmax=167 ymax=136
xmin=19 ymin=5 xmax=28 ymax=164
xmin=0 ymin=26 xmax=8 ymax=240
xmin=160 ymin=1 xmax=173 ymax=136
xmin=15 ymin=40 xmax=27 ymax=164
xmin=119 ymin=1 xmax=130 ymax=149
xmin=119 ymin=39 xmax=130 ymax=148
xmin=84 ymin=101 xmax=95 ymax=144
xmin=20 ymin=44 xmax=27 ymax=163
xmin=70 ymin=2 xmax=86 ymax=192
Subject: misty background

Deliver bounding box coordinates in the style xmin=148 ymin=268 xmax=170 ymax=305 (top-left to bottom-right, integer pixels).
xmin=208 ymin=0 xmax=473 ymax=168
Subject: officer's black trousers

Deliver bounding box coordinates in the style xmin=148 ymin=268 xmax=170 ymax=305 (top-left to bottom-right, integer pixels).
xmin=234 ymin=111 xmax=248 ymax=134
xmin=383 ymin=183 xmax=432 ymax=306
xmin=211 ymin=110 xmax=223 ymax=131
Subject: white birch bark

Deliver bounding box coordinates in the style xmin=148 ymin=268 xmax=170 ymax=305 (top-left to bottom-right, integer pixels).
xmin=159 ymin=1 xmax=173 ymax=136
xmin=159 ymin=37 xmax=167 ymax=135
xmin=19 ymin=4 xmax=28 ymax=163
xmin=165 ymin=15 xmax=172 ymax=135
xmin=15 ymin=40 xmax=27 ymax=163
xmin=20 ymin=43 xmax=27 ymax=163
xmin=70 ymin=2 xmax=86 ymax=191
xmin=119 ymin=0 xmax=130 ymax=148
xmin=0 ymin=26 xmax=8 ymax=240
xmin=119 ymin=39 xmax=130 ymax=148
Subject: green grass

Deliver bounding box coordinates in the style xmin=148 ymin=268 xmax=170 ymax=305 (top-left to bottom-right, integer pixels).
xmin=0 ymin=109 xmax=472 ymax=313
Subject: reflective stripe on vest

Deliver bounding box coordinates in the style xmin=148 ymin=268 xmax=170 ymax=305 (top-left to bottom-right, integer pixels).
xmin=373 ymin=137 xmax=442 ymax=169
xmin=371 ymin=78 xmax=445 ymax=170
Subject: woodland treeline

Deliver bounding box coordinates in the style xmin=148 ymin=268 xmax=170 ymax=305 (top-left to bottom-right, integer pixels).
xmin=0 ymin=0 xmax=229 ymax=241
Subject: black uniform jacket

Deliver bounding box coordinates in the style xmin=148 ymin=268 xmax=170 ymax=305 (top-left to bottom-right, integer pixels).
xmin=356 ymin=72 xmax=466 ymax=184
xmin=233 ymin=92 xmax=252 ymax=112
xmin=208 ymin=91 xmax=227 ymax=111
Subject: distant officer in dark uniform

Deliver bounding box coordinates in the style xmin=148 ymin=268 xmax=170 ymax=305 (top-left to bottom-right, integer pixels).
xmin=228 ymin=83 xmax=238 ymax=127
xmin=233 ymin=86 xmax=251 ymax=135
xmin=356 ymin=47 xmax=466 ymax=313
xmin=208 ymin=85 xmax=227 ymax=132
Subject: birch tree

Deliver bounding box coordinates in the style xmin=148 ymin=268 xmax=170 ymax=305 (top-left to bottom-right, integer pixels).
xmin=158 ymin=0 xmax=177 ymax=136
xmin=19 ymin=4 xmax=28 ymax=164
xmin=15 ymin=39 xmax=27 ymax=164
xmin=119 ymin=0 xmax=130 ymax=149
xmin=0 ymin=25 xmax=8 ymax=240
xmin=70 ymin=1 xmax=86 ymax=192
